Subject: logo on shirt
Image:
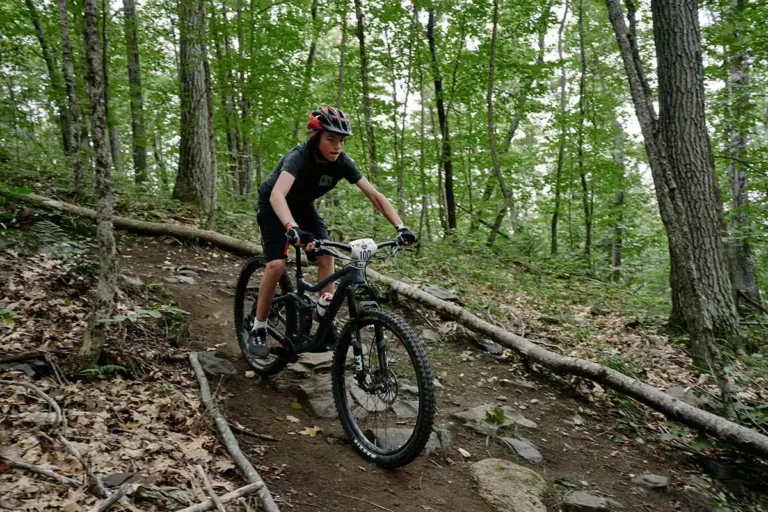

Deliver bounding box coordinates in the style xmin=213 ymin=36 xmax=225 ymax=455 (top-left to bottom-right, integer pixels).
xmin=319 ymin=175 xmax=334 ymax=187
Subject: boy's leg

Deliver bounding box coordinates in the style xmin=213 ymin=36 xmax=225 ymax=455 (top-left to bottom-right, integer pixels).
xmin=297 ymin=204 xmax=333 ymax=295
xmin=256 ymin=259 xmax=287 ymax=322
xmin=247 ymin=210 xmax=291 ymax=357
xmin=316 ymin=255 xmax=335 ymax=296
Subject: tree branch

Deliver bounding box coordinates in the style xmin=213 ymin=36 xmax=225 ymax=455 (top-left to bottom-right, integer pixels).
xmin=188 ymin=353 xmax=278 ymax=512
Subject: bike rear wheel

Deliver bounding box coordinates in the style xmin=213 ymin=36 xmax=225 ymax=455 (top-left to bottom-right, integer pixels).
xmin=234 ymin=256 xmax=297 ymax=376
xmin=332 ymin=309 xmax=435 ymax=468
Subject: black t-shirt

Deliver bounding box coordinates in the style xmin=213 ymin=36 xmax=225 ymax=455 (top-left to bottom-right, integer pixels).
xmin=257 ymin=143 xmax=364 ymax=212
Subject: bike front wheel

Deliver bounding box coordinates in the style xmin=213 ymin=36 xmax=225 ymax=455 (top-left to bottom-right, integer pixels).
xmin=332 ymin=309 xmax=435 ymax=468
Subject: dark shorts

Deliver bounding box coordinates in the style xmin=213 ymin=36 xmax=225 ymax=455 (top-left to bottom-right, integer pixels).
xmin=257 ymin=205 xmax=329 ymax=263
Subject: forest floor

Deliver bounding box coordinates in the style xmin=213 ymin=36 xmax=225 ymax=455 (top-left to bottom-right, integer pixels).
xmin=2 ymin=222 xmax=768 ymax=511
xmin=116 ymin=234 xmax=767 ymax=512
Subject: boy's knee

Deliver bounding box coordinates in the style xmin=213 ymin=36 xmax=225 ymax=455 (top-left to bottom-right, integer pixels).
xmin=266 ymin=259 xmax=286 ymax=274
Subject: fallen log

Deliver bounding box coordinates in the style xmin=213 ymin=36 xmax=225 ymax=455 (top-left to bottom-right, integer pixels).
xmin=1 ymin=190 xmax=260 ymax=255
xmin=367 ymin=268 xmax=768 ymax=458
xmin=188 ymin=353 xmax=278 ymax=512
xmin=9 ymin=189 xmax=768 ymax=459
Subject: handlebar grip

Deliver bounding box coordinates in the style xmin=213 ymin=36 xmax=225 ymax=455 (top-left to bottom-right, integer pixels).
xmin=285 ymin=231 xmax=299 ymax=245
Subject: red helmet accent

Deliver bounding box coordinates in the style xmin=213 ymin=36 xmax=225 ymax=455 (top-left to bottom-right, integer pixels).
xmin=308 ymin=114 xmax=323 ymax=131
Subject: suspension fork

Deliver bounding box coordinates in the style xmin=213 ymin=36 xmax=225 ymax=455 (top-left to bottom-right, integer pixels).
xmin=344 ymin=282 xmax=388 ymax=385
xmin=345 ymin=285 xmax=366 ymax=377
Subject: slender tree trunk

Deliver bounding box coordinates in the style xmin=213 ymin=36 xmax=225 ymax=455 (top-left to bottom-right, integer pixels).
xmin=292 ymin=0 xmax=320 ymax=142
xmin=354 ymin=0 xmax=378 ymax=183
xmin=336 ymin=0 xmax=348 ymax=108
xmin=462 ymin=115 xmax=474 ymax=229
xmin=418 ymin=65 xmax=431 ymax=242
xmin=25 ymin=0 xmax=69 ymax=156
xmin=383 ymin=24 xmax=403 ymax=213
xmin=237 ymin=0 xmax=254 ymax=196
xmin=427 ymin=7 xmax=456 ymax=231
xmin=577 ymin=0 xmax=591 ymax=261
xmin=611 ymin=121 xmax=625 ymax=282
xmin=398 ymin=5 xmax=418 ymax=209
xmin=429 ymin=103 xmax=447 ymax=232
xmin=487 ymin=0 xmax=513 ymax=246
xmin=102 ymin=0 xmax=120 ymax=174
xmin=174 ymin=0 xmax=216 ymax=220
xmin=204 ymin=57 xmax=218 ymax=229
xmin=71 ymin=0 xmax=117 ymax=374
xmin=153 ymin=133 xmax=169 ymax=194
xmin=57 ymin=0 xmax=84 ymax=192
xmin=72 ymin=0 xmax=93 ymax=171
xmin=210 ymin=0 xmax=239 ymax=194
xmin=724 ymin=0 xmax=760 ymax=310
xmin=607 ymin=0 xmax=739 ymax=412
xmin=123 ymin=0 xmax=148 ymax=183
xmin=254 ymin=109 xmax=263 ymax=186
xmin=24 ymin=0 xmax=70 ymax=154
xmin=551 ymin=0 xmax=569 ymax=256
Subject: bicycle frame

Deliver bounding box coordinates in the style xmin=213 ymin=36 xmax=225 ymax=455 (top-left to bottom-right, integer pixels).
xmin=268 ymin=245 xmax=388 ymax=377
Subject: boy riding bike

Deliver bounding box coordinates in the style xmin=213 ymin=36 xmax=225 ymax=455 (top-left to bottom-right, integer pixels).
xmin=247 ymin=106 xmax=416 ymax=358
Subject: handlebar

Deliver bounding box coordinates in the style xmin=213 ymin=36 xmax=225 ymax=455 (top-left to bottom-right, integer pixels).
xmin=315 ymin=239 xmax=403 ymax=253
xmin=283 ymin=234 xmax=413 ymax=259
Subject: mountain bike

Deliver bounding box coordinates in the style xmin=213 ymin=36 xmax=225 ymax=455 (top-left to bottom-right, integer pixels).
xmin=234 ymin=236 xmax=435 ymax=468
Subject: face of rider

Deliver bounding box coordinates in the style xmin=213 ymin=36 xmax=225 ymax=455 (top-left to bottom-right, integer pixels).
xmin=317 ymin=131 xmax=345 ymax=162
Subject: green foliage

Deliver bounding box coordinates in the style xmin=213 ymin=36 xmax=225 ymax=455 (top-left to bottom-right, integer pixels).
xmin=0 ymin=308 xmax=17 ymax=323
xmin=485 ymin=406 xmax=506 ymax=425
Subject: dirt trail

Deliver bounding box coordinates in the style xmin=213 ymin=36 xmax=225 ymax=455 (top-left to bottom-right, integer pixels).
xmin=121 ymin=235 xmax=711 ymax=511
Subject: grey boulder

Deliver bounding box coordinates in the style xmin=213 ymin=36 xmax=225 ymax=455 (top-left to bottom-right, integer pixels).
xmin=471 ymin=458 xmax=546 ymax=512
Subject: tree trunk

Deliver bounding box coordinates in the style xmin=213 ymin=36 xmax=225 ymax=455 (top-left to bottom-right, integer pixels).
xmin=418 ymin=65 xmax=430 ymax=242
xmin=551 ymin=0 xmax=569 ymax=256
xmin=383 ymin=24 xmax=403 ymax=213
xmin=25 ymin=0 xmax=69 ymax=156
xmin=577 ymin=0 xmax=591 ymax=261
xmin=57 ymin=0 xmax=84 ymax=192
xmin=486 ymin=0 xmax=513 ymax=246
xmin=174 ymin=0 xmax=216 ymax=219
xmin=724 ymin=0 xmax=760 ymax=311
xmin=153 ymin=133 xmax=169 ymax=194
xmin=102 ymin=0 xmax=119 ymax=174
xmin=72 ymin=0 xmax=93 ymax=171
xmin=427 ymin=7 xmax=456 ymax=231
xmin=607 ymin=0 xmax=739 ymax=412
xmin=336 ymin=0 xmax=348 ymax=108
xmin=236 ymin=0 xmax=254 ymax=196
xmin=652 ymin=0 xmax=738 ymax=343
xmin=429 ymin=103 xmax=447 ymax=232
xmin=15 ymin=187 xmax=768 ymax=459
xmin=210 ymin=0 xmax=239 ymax=194
xmin=354 ymin=0 xmax=378 ymax=183
xmin=611 ymin=121 xmax=625 ymax=282
xmin=70 ymin=0 xmax=118 ymax=374
xmin=123 ymin=0 xmax=148 ymax=184
xmin=204 ymin=57 xmax=218 ymax=229
xmin=292 ymin=0 xmax=320 ymax=142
